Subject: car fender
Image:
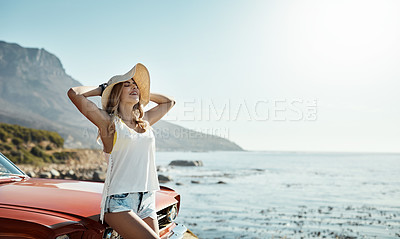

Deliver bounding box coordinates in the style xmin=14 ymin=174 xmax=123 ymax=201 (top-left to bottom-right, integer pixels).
xmin=0 ymin=206 xmax=85 ymax=238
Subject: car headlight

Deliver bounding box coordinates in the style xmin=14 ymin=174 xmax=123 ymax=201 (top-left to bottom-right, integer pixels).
xmin=167 ymin=204 xmax=178 ymax=222
xmin=55 ymin=235 xmax=69 ymax=239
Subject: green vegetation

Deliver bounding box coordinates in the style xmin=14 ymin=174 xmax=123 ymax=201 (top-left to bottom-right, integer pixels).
xmin=0 ymin=123 xmax=68 ymax=165
xmin=0 ymin=123 xmax=64 ymax=147
xmin=53 ymin=151 xmax=77 ymax=160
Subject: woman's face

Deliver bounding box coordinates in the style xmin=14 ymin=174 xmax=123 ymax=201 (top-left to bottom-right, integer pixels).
xmin=119 ymin=79 xmax=140 ymax=105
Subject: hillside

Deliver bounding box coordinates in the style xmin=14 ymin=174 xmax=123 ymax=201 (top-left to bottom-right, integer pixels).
xmin=0 ymin=40 xmax=243 ymax=151
xmin=0 ymin=122 xmax=74 ymax=165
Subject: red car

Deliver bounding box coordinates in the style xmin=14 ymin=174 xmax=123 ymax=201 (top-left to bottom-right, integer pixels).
xmin=0 ymin=152 xmax=187 ymax=239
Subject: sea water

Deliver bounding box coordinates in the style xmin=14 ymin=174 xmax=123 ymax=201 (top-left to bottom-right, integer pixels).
xmin=156 ymin=151 xmax=400 ymax=239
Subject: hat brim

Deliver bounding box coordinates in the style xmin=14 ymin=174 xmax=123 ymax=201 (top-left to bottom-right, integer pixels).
xmin=101 ymin=63 xmax=150 ymax=110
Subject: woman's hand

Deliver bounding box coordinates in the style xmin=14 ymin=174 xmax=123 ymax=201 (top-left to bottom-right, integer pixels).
xmin=67 ymin=86 xmax=112 ymax=131
xmin=144 ymin=93 xmax=175 ymax=126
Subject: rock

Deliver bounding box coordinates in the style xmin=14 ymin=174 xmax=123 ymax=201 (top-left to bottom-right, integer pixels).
xmin=39 ymin=172 xmax=52 ymax=178
xmin=253 ymin=168 xmax=265 ymax=172
xmin=60 ymin=170 xmax=68 ymax=178
xmin=175 ymin=182 xmax=183 ymax=186
xmin=169 ymin=160 xmax=203 ymax=167
xmin=158 ymin=174 xmax=172 ymax=183
xmin=26 ymin=171 xmax=36 ymax=178
xmin=67 ymin=169 xmax=77 ymax=180
xmin=184 ymin=229 xmax=199 ymax=239
xmin=50 ymin=169 xmax=60 ymax=178
xmin=83 ymin=172 xmax=92 ymax=181
xmin=92 ymin=170 xmax=106 ymax=182
xmin=191 ymin=180 xmax=200 ymax=184
xmin=217 ymin=181 xmax=227 ymax=184
xmin=157 ymin=165 xmax=168 ymax=172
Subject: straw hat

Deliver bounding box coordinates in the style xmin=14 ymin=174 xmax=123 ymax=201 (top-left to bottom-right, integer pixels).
xmin=101 ymin=63 xmax=150 ymax=109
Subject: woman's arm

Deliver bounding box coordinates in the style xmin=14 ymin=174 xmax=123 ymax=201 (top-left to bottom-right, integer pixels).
xmin=67 ymin=86 xmax=111 ymax=131
xmin=144 ymin=93 xmax=175 ymax=126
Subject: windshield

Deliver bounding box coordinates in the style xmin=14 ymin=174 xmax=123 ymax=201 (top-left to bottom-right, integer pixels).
xmin=0 ymin=152 xmax=25 ymax=177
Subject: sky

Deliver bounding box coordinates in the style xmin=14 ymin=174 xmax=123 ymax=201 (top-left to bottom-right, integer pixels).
xmin=1 ymin=0 xmax=399 ymax=152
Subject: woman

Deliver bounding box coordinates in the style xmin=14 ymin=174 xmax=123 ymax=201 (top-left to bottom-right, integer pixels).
xmin=67 ymin=63 xmax=175 ymax=239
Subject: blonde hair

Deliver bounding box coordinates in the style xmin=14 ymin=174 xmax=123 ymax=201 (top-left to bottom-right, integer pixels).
xmin=97 ymin=82 xmax=150 ymax=144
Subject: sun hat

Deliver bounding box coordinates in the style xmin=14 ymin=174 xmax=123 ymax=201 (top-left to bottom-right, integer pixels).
xmin=101 ymin=63 xmax=150 ymax=109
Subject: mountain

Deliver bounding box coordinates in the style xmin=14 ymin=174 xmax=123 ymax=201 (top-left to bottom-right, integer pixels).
xmin=0 ymin=40 xmax=243 ymax=151
xmin=0 ymin=41 xmax=92 ymax=148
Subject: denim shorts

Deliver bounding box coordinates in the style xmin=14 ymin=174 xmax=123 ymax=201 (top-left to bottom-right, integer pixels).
xmin=105 ymin=191 xmax=157 ymax=220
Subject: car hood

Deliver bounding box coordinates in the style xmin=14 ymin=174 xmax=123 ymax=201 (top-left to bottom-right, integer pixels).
xmin=0 ymin=178 xmax=104 ymax=219
xmin=0 ymin=178 xmax=178 ymax=221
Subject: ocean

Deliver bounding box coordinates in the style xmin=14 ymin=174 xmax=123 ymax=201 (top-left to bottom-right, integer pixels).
xmin=156 ymin=151 xmax=400 ymax=239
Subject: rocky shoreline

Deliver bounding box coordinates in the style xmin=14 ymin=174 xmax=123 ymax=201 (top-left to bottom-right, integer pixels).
xmin=16 ymin=152 xmax=204 ymax=184
xmin=17 ymin=163 xmax=108 ymax=181
xmin=16 ymin=149 xmax=107 ymax=181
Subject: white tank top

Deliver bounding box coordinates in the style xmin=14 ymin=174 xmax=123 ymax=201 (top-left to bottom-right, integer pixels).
xmin=100 ymin=116 xmax=160 ymax=223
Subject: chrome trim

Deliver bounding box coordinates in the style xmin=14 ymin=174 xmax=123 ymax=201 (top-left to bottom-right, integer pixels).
xmin=103 ymin=228 xmax=122 ymax=239
xmin=168 ymin=224 xmax=187 ymax=239
xmin=167 ymin=204 xmax=178 ymax=223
